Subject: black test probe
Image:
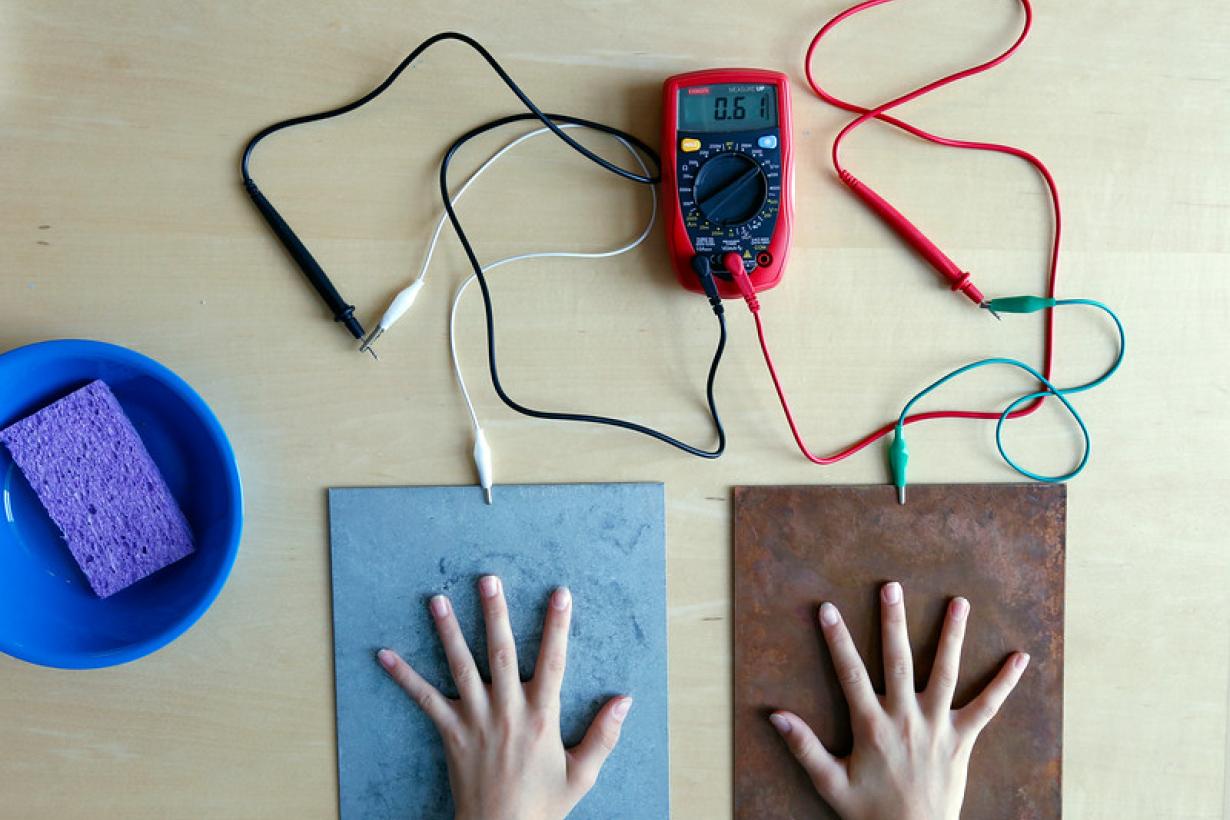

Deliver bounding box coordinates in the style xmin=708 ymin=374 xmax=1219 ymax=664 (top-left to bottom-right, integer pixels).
xmin=238 ymin=33 xmax=728 ymax=459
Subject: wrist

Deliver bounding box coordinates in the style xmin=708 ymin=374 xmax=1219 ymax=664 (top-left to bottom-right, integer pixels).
xmin=455 ymin=811 xmax=562 ymax=820
xmin=455 ymin=805 xmax=564 ymax=820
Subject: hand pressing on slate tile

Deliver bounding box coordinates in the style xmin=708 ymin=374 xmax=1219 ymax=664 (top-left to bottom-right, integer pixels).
xmin=377 ymin=576 xmax=632 ymax=820
xmin=769 ymin=582 xmax=1030 ymax=820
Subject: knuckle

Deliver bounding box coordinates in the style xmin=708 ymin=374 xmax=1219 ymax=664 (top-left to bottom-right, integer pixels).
xmin=851 ymin=712 xmax=880 ymax=740
xmin=932 ymin=666 xmax=959 ymax=691
xmin=544 ymin=650 xmax=567 ymax=676
xmin=415 ymin=688 xmax=439 ymax=713
xmin=492 ymin=645 xmax=516 ymax=671
xmin=526 ymin=709 xmax=554 ymax=739
xmin=794 ymin=734 xmax=822 ymax=765
xmin=868 ymin=722 xmax=897 ymax=752
xmin=965 ymin=701 xmax=999 ymax=726
xmin=495 ymin=712 xmax=519 ymax=738
xmin=902 ymin=714 xmax=927 ymax=745
xmin=808 ymin=765 xmax=840 ymax=795
xmin=451 ymin=662 xmax=476 ymax=687
xmin=811 ymin=772 xmax=841 ymax=796
xmin=887 ymin=657 xmax=912 ymax=679
xmin=440 ymin=724 xmax=468 ymax=750
xmin=837 ymin=663 xmax=865 ymax=687
xmin=857 ymin=716 xmax=895 ymax=751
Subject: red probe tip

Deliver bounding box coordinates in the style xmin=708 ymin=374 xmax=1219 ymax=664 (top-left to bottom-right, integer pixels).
xmin=951 ymin=271 xmax=985 ymax=306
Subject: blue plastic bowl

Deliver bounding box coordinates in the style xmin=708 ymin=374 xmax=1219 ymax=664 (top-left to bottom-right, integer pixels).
xmin=0 ymin=340 xmax=242 ymax=669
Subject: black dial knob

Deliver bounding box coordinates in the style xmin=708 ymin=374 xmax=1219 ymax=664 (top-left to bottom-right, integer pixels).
xmin=694 ymin=152 xmax=767 ymax=226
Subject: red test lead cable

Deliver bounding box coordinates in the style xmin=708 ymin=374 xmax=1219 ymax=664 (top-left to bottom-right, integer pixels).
xmin=748 ymin=0 xmax=1062 ymax=465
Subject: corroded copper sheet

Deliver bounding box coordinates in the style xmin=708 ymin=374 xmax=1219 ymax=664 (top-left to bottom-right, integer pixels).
xmin=733 ymin=484 xmax=1064 ymax=820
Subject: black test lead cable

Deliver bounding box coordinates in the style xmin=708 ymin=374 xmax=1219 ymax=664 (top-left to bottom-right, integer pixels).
xmin=239 ymin=32 xmax=728 ymax=458
xmin=441 ymin=114 xmax=728 ymax=459
xmin=240 ymin=32 xmax=658 ymax=344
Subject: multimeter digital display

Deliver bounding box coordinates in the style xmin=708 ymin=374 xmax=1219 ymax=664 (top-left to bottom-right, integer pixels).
xmin=677 ymin=86 xmax=778 ymax=132
xmin=662 ymin=69 xmax=793 ymax=298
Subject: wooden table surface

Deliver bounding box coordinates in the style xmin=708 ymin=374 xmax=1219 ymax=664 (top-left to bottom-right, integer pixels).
xmin=2 ymin=1 xmax=1227 ymax=817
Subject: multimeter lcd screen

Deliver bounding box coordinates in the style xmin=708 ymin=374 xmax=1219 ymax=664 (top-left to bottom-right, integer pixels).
xmin=677 ymin=85 xmax=777 ymax=133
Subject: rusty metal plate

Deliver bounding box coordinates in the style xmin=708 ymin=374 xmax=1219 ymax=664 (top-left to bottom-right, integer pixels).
xmin=733 ymin=484 xmax=1064 ymax=820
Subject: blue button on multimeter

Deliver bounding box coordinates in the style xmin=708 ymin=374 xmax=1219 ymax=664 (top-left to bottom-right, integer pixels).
xmin=757 ymin=135 xmax=778 ymax=149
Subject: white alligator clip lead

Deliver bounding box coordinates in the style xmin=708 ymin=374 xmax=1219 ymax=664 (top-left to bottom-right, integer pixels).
xmin=373 ymin=123 xmax=654 ymax=505
xmin=358 ymin=279 xmax=424 ymax=358
xmin=473 ymin=427 xmax=494 ymax=505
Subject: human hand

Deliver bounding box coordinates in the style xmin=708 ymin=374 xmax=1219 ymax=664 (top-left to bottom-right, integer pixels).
xmin=769 ymin=582 xmax=1029 ymax=820
xmin=377 ymin=576 xmax=631 ymax=820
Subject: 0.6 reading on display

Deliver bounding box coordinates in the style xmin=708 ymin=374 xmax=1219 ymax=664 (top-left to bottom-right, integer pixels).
xmin=677 ymin=85 xmax=778 ymax=133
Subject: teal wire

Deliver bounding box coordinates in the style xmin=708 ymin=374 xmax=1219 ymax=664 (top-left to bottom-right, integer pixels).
xmin=895 ymin=299 xmax=1124 ymax=484
xmin=1046 ymin=299 xmax=1125 ymax=394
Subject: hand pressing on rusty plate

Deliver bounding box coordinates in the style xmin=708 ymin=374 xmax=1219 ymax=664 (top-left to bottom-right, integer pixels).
xmin=769 ymin=582 xmax=1029 ymax=820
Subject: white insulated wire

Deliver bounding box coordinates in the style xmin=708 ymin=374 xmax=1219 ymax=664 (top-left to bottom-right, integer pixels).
xmin=424 ymin=124 xmax=657 ymax=500
xmin=447 ymin=126 xmax=657 ymax=431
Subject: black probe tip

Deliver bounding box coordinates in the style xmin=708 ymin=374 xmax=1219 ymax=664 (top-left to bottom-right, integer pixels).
xmin=337 ymin=310 xmax=365 ymax=341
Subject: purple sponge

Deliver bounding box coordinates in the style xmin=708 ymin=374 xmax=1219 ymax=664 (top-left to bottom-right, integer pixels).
xmin=0 ymin=380 xmax=195 ymax=598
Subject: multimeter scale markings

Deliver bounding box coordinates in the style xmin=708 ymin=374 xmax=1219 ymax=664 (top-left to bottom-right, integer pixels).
xmin=678 ymin=131 xmax=782 ymax=268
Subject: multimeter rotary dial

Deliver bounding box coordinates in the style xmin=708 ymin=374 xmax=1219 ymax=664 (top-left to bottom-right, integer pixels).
xmin=693 ymin=152 xmax=768 ymax=226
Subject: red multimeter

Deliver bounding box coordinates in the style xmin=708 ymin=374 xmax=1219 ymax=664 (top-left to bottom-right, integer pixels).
xmin=662 ymin=69 xmax=794 ymax=299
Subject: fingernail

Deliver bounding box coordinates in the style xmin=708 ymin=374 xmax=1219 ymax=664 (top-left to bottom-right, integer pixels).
xmin=552 ymin=587 xmax=571 ymax=611
xmin=479 ymin=576 xmax=500 ymax=598
xmin=951 ymin=597 xmax=970 ymax=620
xmin=429 ymin=595 xmax=450 ymax=619
xmin=882 ymin=581 xmax=902 ymax=604
xmin=612 ymin=697 xmax=632 ymax=721
xmin=377 ymin=649 xmax=397 ymax=670
xmin=768 ymin=713 xmax=791 ymax=735
xmin=1015 ymin=652 xmax=1030 ymax=670
xmin=819 ymin=602 xmax=839 ymax=626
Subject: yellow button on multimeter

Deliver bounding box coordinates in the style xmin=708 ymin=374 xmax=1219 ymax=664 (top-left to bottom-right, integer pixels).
xmin=680 ymin=138 xmax=701 ymax=152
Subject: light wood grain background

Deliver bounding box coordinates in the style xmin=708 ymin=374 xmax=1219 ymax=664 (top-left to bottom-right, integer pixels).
xmin=1 ymin=1 xmax=1227 ymax=817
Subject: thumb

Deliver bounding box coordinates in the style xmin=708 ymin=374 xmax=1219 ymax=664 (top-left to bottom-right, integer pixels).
xmin=567 ymin=696 xmax=633 ymax=796
xmin=768 ymin=711 xmax=849 ymax=804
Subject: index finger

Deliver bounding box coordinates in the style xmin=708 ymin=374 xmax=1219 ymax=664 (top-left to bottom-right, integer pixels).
xmin=530 ymin=586 xmax=572 ymax=708
xmin=922 ymin=596 xmax=969 ymax=715
xmin=429 ymin=594 xmax=486 ymax=708
xmin=818 ymin=602 xmax=879 ymax=717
